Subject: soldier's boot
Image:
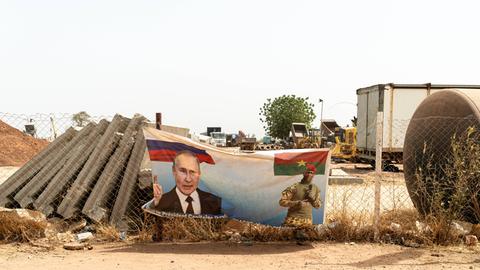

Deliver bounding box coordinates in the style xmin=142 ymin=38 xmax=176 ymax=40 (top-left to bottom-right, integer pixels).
xmin=295 ymin=228 xmax=310 ymax=245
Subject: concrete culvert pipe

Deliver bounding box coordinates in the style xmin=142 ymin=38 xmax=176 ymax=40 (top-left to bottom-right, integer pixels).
xmin=403 ymin=89 xmax=480 ymax=223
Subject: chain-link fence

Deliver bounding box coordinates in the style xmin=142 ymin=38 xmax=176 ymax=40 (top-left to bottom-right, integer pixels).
xmin=325 ymin=117 xmax=413 ymax=220
xmin=326 ymin=116 xmax=479 ymax=222
xmin=326 ymin=180 xmax=413 ymax=216
xmin=0 ymin=112 xmax=477 ymax=232
xmin=0 ymin=112 xmax=113 ymax=141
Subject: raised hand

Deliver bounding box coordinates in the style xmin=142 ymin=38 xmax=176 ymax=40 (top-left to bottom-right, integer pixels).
xmin=153 ymin=183 xmax=163 ymax=206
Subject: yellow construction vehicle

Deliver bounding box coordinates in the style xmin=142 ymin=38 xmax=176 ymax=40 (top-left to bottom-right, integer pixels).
xmin=290 ymin=123 xmax=320 ymax=149
xmin=332 ymin=127 xmax=357 ymax=161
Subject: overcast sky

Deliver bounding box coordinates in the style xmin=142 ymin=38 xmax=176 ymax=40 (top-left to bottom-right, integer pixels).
xmin=1 ymin=1 xmax=479 ymax=137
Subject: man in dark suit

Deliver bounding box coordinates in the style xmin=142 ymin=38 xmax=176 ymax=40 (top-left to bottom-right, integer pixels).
xmin=152 ymin=150 xmax=222 ymax=215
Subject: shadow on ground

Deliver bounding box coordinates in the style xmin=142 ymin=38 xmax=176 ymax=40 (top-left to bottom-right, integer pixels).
xmin=342 ymin=249 xmax=480 ymax=268
xmin=99 ymin=241 xmax=314 ymax=255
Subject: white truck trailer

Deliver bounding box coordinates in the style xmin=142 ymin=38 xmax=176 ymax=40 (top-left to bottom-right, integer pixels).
xmin=356 ymin=83 xmax=480 ymax=164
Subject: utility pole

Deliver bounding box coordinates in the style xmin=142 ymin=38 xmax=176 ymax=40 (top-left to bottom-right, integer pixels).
xmin=319 ymin=99 xmax=324 ymax=147
xmin=155 ymin=113 xmax=162 ymax=130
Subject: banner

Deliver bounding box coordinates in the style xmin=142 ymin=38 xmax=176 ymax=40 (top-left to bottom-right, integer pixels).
xmin=143 ymin=127 xmax=331 ymax=226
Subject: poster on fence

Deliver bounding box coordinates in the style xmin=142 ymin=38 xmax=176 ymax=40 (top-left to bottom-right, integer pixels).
xmin=142 ymin=126 xmax=330 ymax=226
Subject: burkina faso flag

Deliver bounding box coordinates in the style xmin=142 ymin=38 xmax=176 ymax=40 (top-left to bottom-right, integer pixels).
xmin=274 ymin=151 xmax=328 ymax=176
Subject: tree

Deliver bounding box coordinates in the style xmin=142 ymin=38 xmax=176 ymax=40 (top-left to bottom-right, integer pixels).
xmin=259 ymin=95 xmax=316 ymax=139
xmin=72 ymin=111 xmax=91 ymax=127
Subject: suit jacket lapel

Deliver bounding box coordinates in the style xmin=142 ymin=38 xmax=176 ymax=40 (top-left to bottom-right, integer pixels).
xmin=163 ymin=187 xmax=184 ymax=213
xmin=197 ymin=189 xmax=213 ymax=214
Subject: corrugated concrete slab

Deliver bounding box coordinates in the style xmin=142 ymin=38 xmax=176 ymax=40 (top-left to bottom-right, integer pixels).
xmin=110 ymin=131 xmax=146 ymax=226
xmin=33 ymin=120 xmax=110 ymax=215
xmin=56 ymin=115 xmax=128 ymax=218
xmin=83 ymin=115 xmax=145 ymax=222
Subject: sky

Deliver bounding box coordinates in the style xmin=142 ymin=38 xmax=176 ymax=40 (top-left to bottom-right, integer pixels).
xmin=1 ymin=0 xmax=479 ymax=138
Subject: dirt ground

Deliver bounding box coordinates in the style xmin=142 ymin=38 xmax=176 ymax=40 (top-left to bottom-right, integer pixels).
xmin=0 ymin=166 xmax=19 ymax=186
xmin=0 ymin=242 xmax=479 ymax=270
xmin=331 ymin=162 xmax=405 ymax=184
xmin=0 ymin=120 xmax=49 ymax=166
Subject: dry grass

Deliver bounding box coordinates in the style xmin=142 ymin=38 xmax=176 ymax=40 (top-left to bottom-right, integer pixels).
xmin=325 ymin=210 xmax=374 ymax=242
xmin=160 ymin=217 xmax=226 ymax=241
xmin=137 ymin=214 xmax=297 ymax=242
xmin=378 ymin=209 xmax=430 ymax=246
xmin=130 ymin=214 xmax=158 ymax=242
xmin=137 ymin=219 xmax=156 ymax=242
xmin=379 ymin=208 xmax=419 ymax=231
xmin=325 ymin=205 xmax=459 ymax=247
xmin=134 ymin=206 xmax=468 ymax=246
xmin=423 ymin=215 xmax=462 ymax=245
xmin=0 ymin=211 xmax=47 ymax=242
xmin=240 ymin=223 xmax=295 ymax=242
xmin=95 ymin=223 xmax=120 ymax=242
xmin=141 ymin=211 xmax=423 ymax=244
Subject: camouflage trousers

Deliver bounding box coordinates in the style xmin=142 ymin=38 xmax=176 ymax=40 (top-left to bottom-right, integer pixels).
xmin=282 ymin=216 xmax=313 ymax=228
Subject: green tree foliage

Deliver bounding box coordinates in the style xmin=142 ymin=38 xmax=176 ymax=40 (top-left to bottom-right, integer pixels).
xmin=72 ymin=111 xmax=91 ymax=127
xmin=259 ymin=95 xmax=316 ymax=139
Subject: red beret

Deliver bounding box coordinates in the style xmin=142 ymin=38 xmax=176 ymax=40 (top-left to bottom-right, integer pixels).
xmin=305 ymin=164 xmax=316 ymax=173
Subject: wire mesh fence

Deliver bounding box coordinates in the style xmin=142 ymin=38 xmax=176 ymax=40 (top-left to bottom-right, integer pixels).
xmin=326 ymin=175 xmax=414 ymax=217
xmin=0 ymin=112 xmax=477 ymax=233
xmin=0 ymin=112 xmax=113 ymax=141
xmin=326 ymin=116 xmax=479 ymax=224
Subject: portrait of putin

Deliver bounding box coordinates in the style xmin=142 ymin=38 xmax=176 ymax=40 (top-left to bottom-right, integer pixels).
xmin=151 ymin=150 xmax=222 ymax=215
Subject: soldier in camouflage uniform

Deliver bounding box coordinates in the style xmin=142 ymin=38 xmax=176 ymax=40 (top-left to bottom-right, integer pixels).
xmin=279 ymin=164 xmax=322 ymax=228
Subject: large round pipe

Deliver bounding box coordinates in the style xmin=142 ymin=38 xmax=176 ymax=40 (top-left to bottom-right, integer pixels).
xmin=403 ymin=89 xmax=480 ymax=222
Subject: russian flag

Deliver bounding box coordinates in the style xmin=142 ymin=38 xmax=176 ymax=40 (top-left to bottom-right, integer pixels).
xmin=146 ymin=139 xmax=215 ymax=164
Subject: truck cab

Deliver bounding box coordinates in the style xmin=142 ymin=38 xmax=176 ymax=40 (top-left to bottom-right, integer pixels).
xmin=210 ymin=132 xmax=227 ymax=147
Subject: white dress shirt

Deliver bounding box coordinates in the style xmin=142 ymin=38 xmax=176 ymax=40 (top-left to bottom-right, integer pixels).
xmin=175 ymin=188 xmax=201 ymax=215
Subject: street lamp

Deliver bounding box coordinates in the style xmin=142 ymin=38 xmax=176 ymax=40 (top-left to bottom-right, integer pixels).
xmin=319 ymin=98 xmax=324 ymax=146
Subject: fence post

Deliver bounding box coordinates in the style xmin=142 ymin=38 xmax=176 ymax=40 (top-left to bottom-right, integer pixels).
xmin=155 ymin=113 xmax=162 ymax=130
xmin=374 ymin=111 xmax=383 ymax=241
xmin=50 ymin=116 xmax=58 ymax=140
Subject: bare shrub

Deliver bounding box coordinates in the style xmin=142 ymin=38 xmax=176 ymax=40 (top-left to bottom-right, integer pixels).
xmin=241 ymin=223 xmax=295 ymax=242
xmin=136 ymin=215 xmax=156 ymax=242
xmin=96 ymin=223 xmax=120 ymax=242
xmin=411 ymin=126 xmax=480 ymax=245
xmin=326 ymin=209 xmax=374 ymax=242
xmin=160 ymin=217 xmax=226 ymax=241
xmin=378 ymin=209 xmax=430 ymax=246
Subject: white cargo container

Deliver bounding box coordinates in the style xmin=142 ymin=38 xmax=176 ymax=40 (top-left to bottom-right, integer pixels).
xmin=356 ymin=83 xmax=480 ymax=163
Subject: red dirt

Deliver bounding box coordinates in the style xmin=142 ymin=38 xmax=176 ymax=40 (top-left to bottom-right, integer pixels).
xmin=0 ymin=120 xmax=49 ymax=166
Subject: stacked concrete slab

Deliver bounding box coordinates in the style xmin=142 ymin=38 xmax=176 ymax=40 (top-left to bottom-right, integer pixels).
xmin=0 ymin=114 xmax=149 ymax=227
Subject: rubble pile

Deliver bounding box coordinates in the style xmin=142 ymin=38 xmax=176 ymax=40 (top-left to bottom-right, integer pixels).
xmin=0 ymin=114 xmax=151 ymax=227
